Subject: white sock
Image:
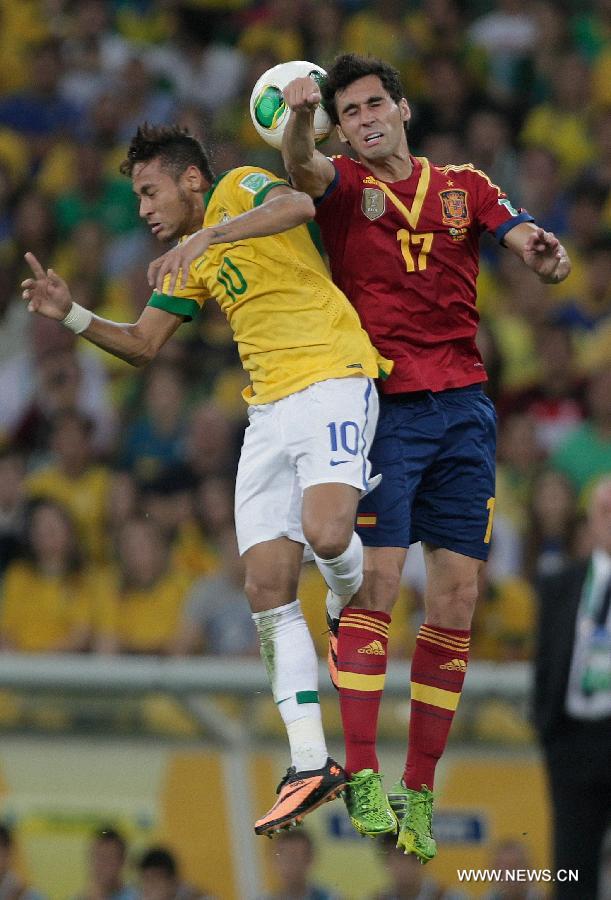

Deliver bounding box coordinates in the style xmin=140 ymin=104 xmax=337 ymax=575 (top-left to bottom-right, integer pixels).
xmin=326 ymin=589 xmax=348 ymax=623
xmin=252 ymin=599 xmax=327 ymax=771
xmin=314 ymin=531 xmax=363 ymax=599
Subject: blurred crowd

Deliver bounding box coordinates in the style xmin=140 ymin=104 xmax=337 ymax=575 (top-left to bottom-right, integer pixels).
xmin=4 ymin=819 xmax=581 ymax=900
xmin=0 ymin=0 xmax=609 ymax=665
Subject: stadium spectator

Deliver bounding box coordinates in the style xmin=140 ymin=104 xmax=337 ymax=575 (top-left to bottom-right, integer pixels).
xmin=497 ymin=323 xmax=586 ymax=454
xmin=181 ymin=400 xmax=241 ymax=482
xmin=163 ymin=475 xmax=234 ymax=581
xmin=173 ymin=524 xmax=258 ymax=656
xmin=55 ymin=143 xmax=140 ymax=239
xmin=533 ymin=477 xmax=611 ymax=899
xmin=520 ymin=51 xmax=595 ymax=182
xmin=95 ymin=516 xmax=192 ymax=655
xmin=112 ymin=56 xmax=177 ymax=144
xmin=256 ymin=828 xmax=344 ymax=900
xmin=495 ymin=412 xmax=543 ymax=538
xmin=369 ymin=831 xmax=468 ymax=900
xmin=0 ymin=499 xmax=94 ymax=652
xmin=408 ymin=55 xmax=482 ymax=151
xmin=0 ymin=38 xmax=81 ymax=165
xmin=523 ymin=469 xmax=581 ymax=582
xmin=25 ymin=409 xmax=114 ymax=562
xmin=513 ymin=147 xmax=568 ymax=237
xmin=0 ymin=312 xmax=115 ymax=457
xmin=60 ymin=0 xmax=133 ymax=111
xmin=146 ymin=13 xmax=246 ymax=117
xmin=467 ymin=0 xmax=538 ymax=104
xmin=0 ymin=822 xmax=46 ymax=900
xmin=482 ymin=838 xmax=545 ymax=899
xmin=136 ymin=846 xmax=214 ymax=900
xmin=550 ymin=362 xmax=611 ymax=494
xmin=139 ymin=469 xmax=219 ymax=581
xmin=119 ymin=362 xmax=188 ymax=481
xmin=465 ymin=107 xmax=520 ymax=203
xmin=301 ymin=0 xmax=345 ymax=71
xmin=73 ymin=827 xmax=137 ymax=900
xmin=238 ymin=0 xmax=305 ymax=65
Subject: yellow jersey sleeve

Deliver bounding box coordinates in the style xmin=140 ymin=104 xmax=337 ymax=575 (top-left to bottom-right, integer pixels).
xmin=223 ymin=166 xmax=289 ymax=213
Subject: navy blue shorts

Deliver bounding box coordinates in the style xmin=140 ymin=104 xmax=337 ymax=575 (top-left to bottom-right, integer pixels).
xmin=356 ymin=384 xmax=497 ymax=561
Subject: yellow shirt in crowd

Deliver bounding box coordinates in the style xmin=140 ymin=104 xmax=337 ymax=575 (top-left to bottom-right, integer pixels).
xmin=25 ymin=465 xmax=112 ymax=564
xmin=0 ymin=561 xmax=94 ymax=652
xmin=97 ymin=570 xmax=193 ymax=654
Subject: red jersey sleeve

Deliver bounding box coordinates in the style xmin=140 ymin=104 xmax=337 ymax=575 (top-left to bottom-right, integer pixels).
xmin=313 ymin=155 xmax=359 ymax=257
xmin=466 ymin=167 xmax=534 ymax=243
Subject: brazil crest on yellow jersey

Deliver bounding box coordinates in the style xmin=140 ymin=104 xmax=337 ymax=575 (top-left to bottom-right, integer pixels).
xmin=148 ymin=166 xmax=392 ymax=404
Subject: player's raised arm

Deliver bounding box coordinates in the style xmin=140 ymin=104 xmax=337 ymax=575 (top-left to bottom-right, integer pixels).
xmin=148 ymin=185 xmax=315 ymax=294
xmin=22 ymin=251 xmax=182 ymax=366
xmin=282 ymin=77 xmax=336 ymax=198
xmin=504 ymin=222 xmax=571 ymax=284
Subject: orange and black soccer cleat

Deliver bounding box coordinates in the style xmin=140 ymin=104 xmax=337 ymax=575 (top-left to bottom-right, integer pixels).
xmin=254 ymin=758 xmax=347 ymax=836
xmin=326 ymin=610 xmax=340 ymax=691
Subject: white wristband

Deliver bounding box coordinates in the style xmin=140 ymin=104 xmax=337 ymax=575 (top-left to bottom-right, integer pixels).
xmin=61 ymin=302 xmax=93 ymax=334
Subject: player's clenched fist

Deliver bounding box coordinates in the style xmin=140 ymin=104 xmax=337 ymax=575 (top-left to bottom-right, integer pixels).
xmin=283 ymin=77 xmax=321 ymax=112
xmin=21 ymin=252 xmax=72 ymax=320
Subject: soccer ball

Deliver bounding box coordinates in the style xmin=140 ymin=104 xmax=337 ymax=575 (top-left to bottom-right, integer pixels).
xmin=250 ymin=60 xmax=333 ymax=149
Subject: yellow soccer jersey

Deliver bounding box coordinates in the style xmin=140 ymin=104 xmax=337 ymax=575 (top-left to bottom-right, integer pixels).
xmin=149 ymin=166 xmax=392 ymax=404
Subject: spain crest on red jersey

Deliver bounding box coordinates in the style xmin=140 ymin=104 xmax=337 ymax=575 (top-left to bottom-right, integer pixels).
xmin=439 ymin=189 xmax=470 ymax=227
xmin=362 ymin=188 xmax=385 ymax=221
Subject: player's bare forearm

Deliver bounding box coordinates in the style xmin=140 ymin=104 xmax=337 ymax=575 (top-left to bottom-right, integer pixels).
xmin=79 ymin=307 xmax=182 ymax=366
xmin=22 ymin=252 xmax=182 ymax=365
xmin=282 ymin=109 xmax=335 ymax=198
xmin=149 ymin=187 xmax=315 ymax=293
xmin=209 ymin=188 xmax=315 ymax=243
xmin=505 ymin=222 xmax=571 ymax=284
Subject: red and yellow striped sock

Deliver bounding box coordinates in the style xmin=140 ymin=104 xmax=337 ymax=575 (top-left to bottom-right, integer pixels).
xmin=404 ymin=623 xmax=470 ymax=790
xmin=337 ymin=608 xmax=391 ymax=776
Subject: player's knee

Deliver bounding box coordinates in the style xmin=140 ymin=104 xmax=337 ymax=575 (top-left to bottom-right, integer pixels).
xmin=304 ymin=522 xmax=352 ymax=561
xmin=244 ymin=572 xmax=298 ymax=613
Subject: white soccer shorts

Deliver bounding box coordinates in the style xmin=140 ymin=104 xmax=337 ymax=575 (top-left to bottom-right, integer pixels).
xmin=235 ymin=376 xmax=379 ymax=555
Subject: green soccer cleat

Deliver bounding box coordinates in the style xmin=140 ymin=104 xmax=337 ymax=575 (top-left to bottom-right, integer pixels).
xmin=344 ymin=769 xmax=397 ymax=837
xmin=394 ymin=782 xmax=437 ymax=863
xmin=387 ymin=778 xmax=410 ymax=826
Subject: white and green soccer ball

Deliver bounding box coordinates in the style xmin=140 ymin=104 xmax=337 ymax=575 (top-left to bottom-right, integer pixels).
xmin=250 ymin=60 xmax=332 ymax=149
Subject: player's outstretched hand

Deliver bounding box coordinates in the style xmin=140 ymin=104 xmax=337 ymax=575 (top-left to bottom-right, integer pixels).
xmin=21 ymin=252 xmax=72 ymax=319
xmin=283 ymin=77 xmax=322 ymax=112
xmin=147 ymin=229 xmax=213 ymax=296
xmin=522 ymin=227 xmax=571 ymax=284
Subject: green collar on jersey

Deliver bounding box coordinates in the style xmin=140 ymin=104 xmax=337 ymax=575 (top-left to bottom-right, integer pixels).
xmin=202 ymin=170 xmax=231 ymax=210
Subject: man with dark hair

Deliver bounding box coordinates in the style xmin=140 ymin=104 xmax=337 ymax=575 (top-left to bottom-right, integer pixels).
xmin=138 ymin=847 xmax=213 ymax=900
xmin=281 ymin=52 xmax=571 ymax=860
xmin=73 ymin=827 xmax=137 ymax=900
xmin=21 ymin=124 xmax=391 ymax=836
xmin=257 ymin=829 xmax=343 ymax=900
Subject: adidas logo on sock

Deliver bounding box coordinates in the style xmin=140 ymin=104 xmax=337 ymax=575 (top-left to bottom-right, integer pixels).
xmin=357 ymin=640 xmax=385 ymax=655
xmin=440 ymin=658 xmax=467 ymax=671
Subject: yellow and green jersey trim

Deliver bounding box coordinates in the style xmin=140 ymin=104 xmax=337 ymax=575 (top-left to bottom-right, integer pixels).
xmin=204 ymin=169 xmax=288 ymax=209
xmin=147 ymin=292 xmax=200 ymax=321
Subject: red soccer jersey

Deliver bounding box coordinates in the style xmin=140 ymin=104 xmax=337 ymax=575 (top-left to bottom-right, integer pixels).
xmin=315 ymin=154 xmax=534 ymax=393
